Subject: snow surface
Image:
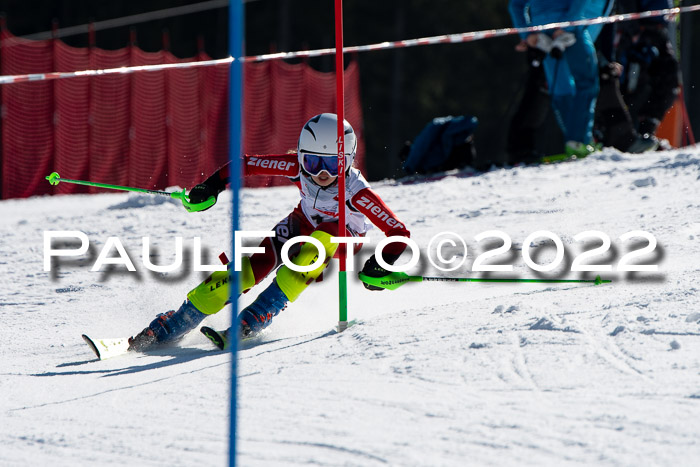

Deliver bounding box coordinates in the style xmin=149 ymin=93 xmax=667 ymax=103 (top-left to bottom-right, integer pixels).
xmin=1 ymin=147 xmax=700 ymax=466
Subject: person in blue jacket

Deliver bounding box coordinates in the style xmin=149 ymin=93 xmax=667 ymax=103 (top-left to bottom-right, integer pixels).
xmin=584 ymin=0 xmax=615 ymax=43
xmin=509 ymin=0 xmax=609 ymax=157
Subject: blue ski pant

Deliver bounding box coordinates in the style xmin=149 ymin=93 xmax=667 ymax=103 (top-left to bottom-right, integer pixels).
xmin=544 ymin=28 xmax=599 ymax=144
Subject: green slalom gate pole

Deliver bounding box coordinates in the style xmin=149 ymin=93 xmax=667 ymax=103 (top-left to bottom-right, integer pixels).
xmin=358 ymin=271 xmax=611 ymax=291
xmin=45 ymin=171 xmax=215 ymax=212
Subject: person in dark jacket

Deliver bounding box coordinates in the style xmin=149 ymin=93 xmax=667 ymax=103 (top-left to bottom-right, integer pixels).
xmin=594 ymin=22 xmax=659 ymax=153
xmin=616 ymin=0 xmax=680 ymax=139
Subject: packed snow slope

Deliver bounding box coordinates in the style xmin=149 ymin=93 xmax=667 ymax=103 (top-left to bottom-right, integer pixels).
xmin=1 ymin=147 xmax=700 ymax=466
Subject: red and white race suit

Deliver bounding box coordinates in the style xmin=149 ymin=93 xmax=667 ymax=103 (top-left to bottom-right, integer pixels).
xmin=233 ymin=154 xmax=410 ymax=284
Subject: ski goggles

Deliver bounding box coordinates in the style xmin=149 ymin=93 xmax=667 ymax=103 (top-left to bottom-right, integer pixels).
xmin=301 ymin=153 xmax=340 ymax=177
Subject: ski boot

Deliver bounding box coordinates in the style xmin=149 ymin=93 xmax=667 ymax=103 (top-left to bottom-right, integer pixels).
xmin=127 ymin=327 xmax=157 ymax=352
xmin=200 ymin=279 xmax=289 ymax=350
xmin=626 ymin=133 xmax=658 ymax=153
xmin=238 ymin=279 xmax=289 ymax=337
xmin=128 ymin=299 xmax=207 ymax=351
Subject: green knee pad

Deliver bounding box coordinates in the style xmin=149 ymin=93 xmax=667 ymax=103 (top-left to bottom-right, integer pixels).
xmin=276 ymin=230 xmax=338 ymax=302
xmin=187 ymin=256 xmax=256 ymax=315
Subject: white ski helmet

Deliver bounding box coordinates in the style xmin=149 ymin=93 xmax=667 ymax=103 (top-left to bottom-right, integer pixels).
xmin=297 ymin=113 xmax=357 ymax=177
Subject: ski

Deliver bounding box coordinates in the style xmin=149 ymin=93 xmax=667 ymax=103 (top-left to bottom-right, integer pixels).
xmin=200 ymin=326 xmax=229 ymax=350
xmin=200 ymin=323 xmax=264 ymax=350
xmin=539 ymin=152 xmax=589 ymax=164
xmin=201 ymin=320 xmax=358 ymax=351
xmin=82 ymin=334 xmax=131 ymax=360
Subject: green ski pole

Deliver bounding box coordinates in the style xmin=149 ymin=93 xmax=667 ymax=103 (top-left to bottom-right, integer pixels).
xmin=46 ymin=172 xmax=215 ymax=212
xmin=358 ymin=271 xmax=611 ymax=291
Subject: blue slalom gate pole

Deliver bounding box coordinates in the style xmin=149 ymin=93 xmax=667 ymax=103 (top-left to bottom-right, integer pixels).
xmin=229 ymin=0 xmax=243 ymax=466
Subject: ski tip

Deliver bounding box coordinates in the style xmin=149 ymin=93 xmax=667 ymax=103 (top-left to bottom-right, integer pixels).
xmin=82 ymin=334 xmax=101 ymax=360
xmin=200 ymin=326 xmax=227 ymax=350
xmin=82 ymin=334 xmax=132 ymax=360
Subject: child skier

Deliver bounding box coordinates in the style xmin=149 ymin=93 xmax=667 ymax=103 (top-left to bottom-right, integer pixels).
xmin=128 ymin=113 xmax=411 ymax=350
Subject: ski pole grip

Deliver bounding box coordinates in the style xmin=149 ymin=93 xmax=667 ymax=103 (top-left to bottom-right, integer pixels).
xmin=172 ymin=188 xmax=217 ymax=212
xmin=46 ymin=172 xmax=61 ymax=186
xmin=358 ymin=271 xmax=414 ymax=290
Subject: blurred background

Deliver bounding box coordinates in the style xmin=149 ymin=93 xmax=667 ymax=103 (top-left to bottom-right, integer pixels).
xmin=0 ymin=0 xmax=698 ymax=183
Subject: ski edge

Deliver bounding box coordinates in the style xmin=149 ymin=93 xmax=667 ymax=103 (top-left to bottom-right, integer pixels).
xmin=82 ymin=334 xmax=101 ymax=359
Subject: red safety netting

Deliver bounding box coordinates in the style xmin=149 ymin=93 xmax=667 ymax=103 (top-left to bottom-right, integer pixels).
xmin=244 ymin=59 xmax=365 ymax=187
xmin=54 ymin=40 xmax=90 ymax=195
xmin=0 ymin=30 xmax=364 ymax=199
xmin=1 ymin=31 xmax=54 ymax=199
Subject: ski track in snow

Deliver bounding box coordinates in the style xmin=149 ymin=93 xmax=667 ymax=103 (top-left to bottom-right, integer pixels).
xmin=1 ymin=147 xmax=700 ymax=465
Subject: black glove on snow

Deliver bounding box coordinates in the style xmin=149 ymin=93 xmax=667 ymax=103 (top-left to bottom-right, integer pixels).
xmin=188 ymin=172 xmax=227 ymax=211
xmin=360 ymin=253 xmax=399 ymax=291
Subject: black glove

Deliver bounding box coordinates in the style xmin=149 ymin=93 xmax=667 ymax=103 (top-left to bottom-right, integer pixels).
xmin=526 ymin=45 xmax=547 ymax=68
xmin=360 ymin=254 xmax=397 ymax=291
xmin=188 ymin=172 xmax=227 ymax=211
